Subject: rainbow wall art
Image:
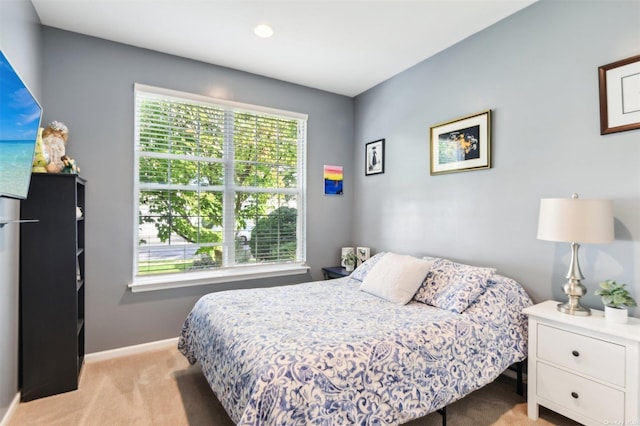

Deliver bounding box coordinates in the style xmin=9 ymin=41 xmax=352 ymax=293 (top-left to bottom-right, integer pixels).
xmin=323 ymin=165 xmax=343 ymax=195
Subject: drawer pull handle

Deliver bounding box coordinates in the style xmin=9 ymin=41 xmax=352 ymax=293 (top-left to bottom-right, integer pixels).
xmin=571 ymin=392 xmax=579 ymax=399
xmin=571 ymin=350 xmax=580 ymax=357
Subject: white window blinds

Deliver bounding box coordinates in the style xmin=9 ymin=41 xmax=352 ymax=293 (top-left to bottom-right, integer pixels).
xmin=133 ymin=84 xmax=307 ymax=280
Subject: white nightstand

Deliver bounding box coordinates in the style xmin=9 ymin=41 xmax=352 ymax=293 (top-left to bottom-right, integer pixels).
xmin=523 ymin=300 xmax=640 ymax=426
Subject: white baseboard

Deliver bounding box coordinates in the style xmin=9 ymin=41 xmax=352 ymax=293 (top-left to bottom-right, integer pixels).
xmin=0 ymin=392 xmax=20 ymax=426
xmin=85 ymin=337 xmax=179 ymax=363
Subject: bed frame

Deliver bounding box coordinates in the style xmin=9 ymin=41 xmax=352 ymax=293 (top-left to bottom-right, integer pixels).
xmin=438 ymin=360 xmax=526 ymax=425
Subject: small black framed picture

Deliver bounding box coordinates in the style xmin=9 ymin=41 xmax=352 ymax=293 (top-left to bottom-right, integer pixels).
xmin=365 ymin=139 xmax=384 ymax=176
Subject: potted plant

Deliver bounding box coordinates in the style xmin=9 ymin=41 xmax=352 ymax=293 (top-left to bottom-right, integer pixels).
xmin=342 ymin=251 xmax=357 ymax=272
xmin=595 ymin=280 xmax=637 ymax=324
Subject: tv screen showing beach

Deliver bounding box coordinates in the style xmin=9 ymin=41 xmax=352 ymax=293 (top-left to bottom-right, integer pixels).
xmin=0 ymin=50 xmax=42 ymax=199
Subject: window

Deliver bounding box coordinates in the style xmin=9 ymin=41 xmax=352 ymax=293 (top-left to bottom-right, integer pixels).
xmin=131 ymin=84 xmax=307 ymax=291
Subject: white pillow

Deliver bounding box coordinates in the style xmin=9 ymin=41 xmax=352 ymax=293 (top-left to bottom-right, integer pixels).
xmin=359 ymin=253 xmax=436 ymax=304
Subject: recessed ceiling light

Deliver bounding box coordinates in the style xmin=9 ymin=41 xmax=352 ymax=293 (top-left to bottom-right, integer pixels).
xmin=254 ymin=24 xmax=274 ymax=38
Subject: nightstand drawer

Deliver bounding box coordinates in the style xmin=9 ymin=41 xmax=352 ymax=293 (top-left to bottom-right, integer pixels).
xmin=538 ymin=324 xmax=625 ymax=386
xmin=537 ymin=362 xmax=624 ymax=425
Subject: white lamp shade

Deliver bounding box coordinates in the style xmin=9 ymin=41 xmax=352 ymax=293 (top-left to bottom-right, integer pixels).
xmin=537 ymin=197 xmax=614 ymax=244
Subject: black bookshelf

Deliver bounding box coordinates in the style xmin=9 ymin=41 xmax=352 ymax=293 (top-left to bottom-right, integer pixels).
xmin=20 ymin=173 xmax=86 ymax=401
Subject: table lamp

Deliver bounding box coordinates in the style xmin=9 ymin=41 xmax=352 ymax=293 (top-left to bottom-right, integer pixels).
xmin=537 ymin=194 xmax=614 ymax=315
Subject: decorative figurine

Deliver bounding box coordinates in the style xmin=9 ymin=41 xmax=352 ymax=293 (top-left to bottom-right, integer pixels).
xmin=41 ymin=121 xmax=69 ymax=173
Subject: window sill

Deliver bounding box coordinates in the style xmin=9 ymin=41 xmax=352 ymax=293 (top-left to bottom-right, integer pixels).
xmin=129 ymin=263 xmax=310 ymax=293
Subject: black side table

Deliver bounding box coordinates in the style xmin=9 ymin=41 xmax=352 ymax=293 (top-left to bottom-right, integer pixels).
xmin=321 ymin=266 xmax=351 ymax=279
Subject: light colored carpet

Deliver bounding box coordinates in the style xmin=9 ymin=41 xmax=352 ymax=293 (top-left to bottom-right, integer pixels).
xmin=8 ymin=346 xmax=581 ymax=425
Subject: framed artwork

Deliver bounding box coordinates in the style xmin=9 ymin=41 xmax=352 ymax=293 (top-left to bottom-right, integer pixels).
xmin=323 ymin=165 xmax=343 ymax=195
xmin=341 ymin=247 xmax=354 ymax=267
xmin=598 ymin=55 xmax=640 ymax=135
xmin=429 ymin=110 xmax=491 ymax=176
xmin=365 ymin=139 xmax=384 ymax=176
xmin=356 ymin=247 xmax=370 ymax=266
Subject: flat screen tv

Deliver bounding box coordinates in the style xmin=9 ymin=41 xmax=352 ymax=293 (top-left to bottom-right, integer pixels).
xmin=0 ymin=50 xmax=42 ymax=199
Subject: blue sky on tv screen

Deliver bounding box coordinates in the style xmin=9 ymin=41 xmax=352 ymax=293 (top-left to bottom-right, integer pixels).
xmin=0 ymin=51 xmax=41 ymax=141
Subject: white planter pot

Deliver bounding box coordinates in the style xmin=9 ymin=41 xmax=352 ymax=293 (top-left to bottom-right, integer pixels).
xmin=604 ymin=305 xmax=628 ymax=324
xmin=345 ymin=264 xmax=354 ymax=272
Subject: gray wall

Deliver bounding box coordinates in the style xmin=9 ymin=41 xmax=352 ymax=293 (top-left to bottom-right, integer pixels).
xmin=0 ymin=0 xmax=42 ymax=418
xmin=353 ymin=0 xmax=640 ymax=315
xmin=41 ymin=28 xmax=354 ymax=352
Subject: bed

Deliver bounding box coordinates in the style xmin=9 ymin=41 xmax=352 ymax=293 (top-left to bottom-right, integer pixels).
xmin=178 ymin=254 xmax=532 ymax=425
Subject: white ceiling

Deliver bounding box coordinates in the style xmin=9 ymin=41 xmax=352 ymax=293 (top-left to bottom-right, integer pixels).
xmin=31 ymin=0 xmax=537 ymax=97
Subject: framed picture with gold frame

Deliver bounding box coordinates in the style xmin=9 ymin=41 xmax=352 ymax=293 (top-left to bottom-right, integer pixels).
xmin=598 ymin=55 xmax=640 ymax=135
xmin=430 ymin=110 xmax=491 ymax=175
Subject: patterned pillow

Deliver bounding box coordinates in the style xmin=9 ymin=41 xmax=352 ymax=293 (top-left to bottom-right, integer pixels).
xmin=413 ymin=258 xmax=496 ymax=313
xmin=350 ymin=251 xmax=386 ymax=281
xmin=359 ymin=253 xmax=436 ymax=304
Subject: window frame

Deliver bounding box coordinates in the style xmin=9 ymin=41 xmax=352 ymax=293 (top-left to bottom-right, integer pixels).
xmin=129 ymin=84 xmax=308 ymax=292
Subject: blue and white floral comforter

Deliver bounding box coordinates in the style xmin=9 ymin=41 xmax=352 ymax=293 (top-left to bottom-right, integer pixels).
xmin=178 ymin=275 xmax=531 ymax=425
